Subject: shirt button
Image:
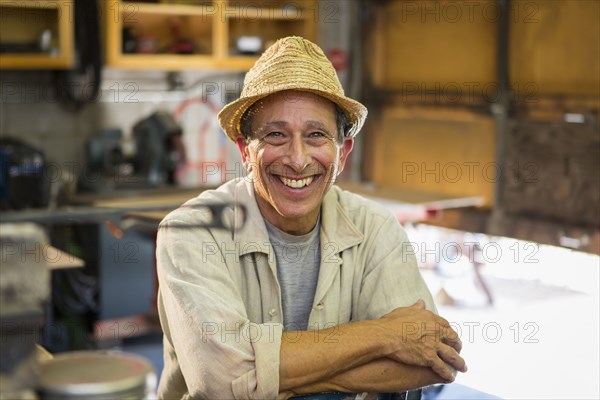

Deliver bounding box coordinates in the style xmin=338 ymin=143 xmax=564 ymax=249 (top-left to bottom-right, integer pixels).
xmin=268 ymin=308 xmax=277 ymax=317
xmin=315 ymin=302 xmax=324 ymax=310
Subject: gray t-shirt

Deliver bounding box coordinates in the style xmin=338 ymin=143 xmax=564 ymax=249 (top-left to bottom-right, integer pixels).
xmin=265 ymin=219 xmax=321 ymax=331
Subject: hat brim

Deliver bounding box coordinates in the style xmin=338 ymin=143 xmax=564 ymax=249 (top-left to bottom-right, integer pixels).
xmin=218 ymin=88 xmax=367 ymax=142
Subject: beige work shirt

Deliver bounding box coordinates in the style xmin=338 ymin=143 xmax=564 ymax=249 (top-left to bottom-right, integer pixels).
xmin=156 ymin=178 xmax=435 ymax=399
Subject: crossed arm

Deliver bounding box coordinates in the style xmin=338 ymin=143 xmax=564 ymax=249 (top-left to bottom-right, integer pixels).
xmin=158 ymin=208 xmax=466 ymax=398
xmin=277 ymin=300 xmax=467 ymax=398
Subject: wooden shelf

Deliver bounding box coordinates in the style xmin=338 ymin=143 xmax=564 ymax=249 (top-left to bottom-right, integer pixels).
xmin=0 ymin=0 xmax=74 ymax=69
xmin=132 ymin=3 xmax=217 ymax=16
xmin=225 ymin=6 xmax=311 ymax=20
xmin=1 ymin=0 xmax=64 ymax=9
xmin=104 ymin=0 xmax=316 ymax=70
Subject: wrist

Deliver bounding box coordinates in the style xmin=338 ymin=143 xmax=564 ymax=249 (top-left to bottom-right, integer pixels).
xmin=361 ymin=319 xmax=396 ymax=358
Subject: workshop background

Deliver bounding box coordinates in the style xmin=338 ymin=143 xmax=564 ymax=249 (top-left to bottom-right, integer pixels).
xmin=1 ymin=1 xmax=598 ymax=399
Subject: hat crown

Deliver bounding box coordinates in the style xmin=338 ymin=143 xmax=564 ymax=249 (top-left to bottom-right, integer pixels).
xmin=217 ymin=36 xmax=367 ymax=141
xmin=241 ymin=36 xmax=345 ymax=98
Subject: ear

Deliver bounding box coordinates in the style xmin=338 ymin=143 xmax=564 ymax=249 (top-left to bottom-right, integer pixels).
xmin=336 ymin=138 xmax=354 ymax=174
xmin=236 ymin=137 xmax=252 ymax=172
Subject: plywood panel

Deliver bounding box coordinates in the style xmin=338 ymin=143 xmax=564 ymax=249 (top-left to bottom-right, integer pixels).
xmin=371 ymin=106 xmax=496 ymax=207
xmin=510 ymin=0 xmax=600 ymax=96
xmin=372 ymin=0 xmax=497 ymax=90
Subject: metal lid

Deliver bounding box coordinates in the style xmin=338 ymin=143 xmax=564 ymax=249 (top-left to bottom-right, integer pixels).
xmin=38 ymin=351 xmax=156 ymax=396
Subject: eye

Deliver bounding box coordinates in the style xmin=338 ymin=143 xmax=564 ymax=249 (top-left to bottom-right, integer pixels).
xmin=262 ymin=131 xmax=287 ymax=145
xmin=306 ymin=131 xmax=331 ymax=145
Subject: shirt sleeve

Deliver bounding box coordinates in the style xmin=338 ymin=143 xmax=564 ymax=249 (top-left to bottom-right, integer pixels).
xmin=357 ymin=214 xmax=437 ymax=319
xmin=157 ymin=218 xmax=283 ymax=399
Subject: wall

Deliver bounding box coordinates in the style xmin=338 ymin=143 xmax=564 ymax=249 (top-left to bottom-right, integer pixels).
xmin=0 ymin=68 xmax=244 ymax=190
xmin=0 ymin=70 xmax=100 ymax=167
xmin=0 ymin=0 xmax=354 ymax=193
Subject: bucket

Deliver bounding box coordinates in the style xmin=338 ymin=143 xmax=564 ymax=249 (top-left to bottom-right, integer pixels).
xmin=37 ymin=351 xmax=156 ymax=400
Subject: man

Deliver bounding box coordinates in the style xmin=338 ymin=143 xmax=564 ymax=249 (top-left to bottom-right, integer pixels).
xmin=156 ymin=36 xmax=466 ymax=399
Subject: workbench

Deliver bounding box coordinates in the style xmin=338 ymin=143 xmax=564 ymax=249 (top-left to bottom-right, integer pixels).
xmin=70 ymin=182 xmax=484 ymax=225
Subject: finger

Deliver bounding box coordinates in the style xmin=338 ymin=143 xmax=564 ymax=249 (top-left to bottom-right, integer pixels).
xmin=431 ymin=314 xmax=453 ymax=330
xmin=411 ymin=299 xmax=426 ymax=309
xmin=445 ymin=340 xmax=462 ymax=355
xmin=442 ymin=338 xmax=462 ymax=353
xmin=437 ymin=345 xmax=468 ymax=373
xmin=442 ymin=332 xmax=463 ymax=354
xmin=431 ymin=359 xmax=457 ymax=383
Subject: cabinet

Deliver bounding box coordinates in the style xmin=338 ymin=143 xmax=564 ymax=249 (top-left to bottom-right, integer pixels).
xmin=0 ymin=0 xmax=74 ymax=69
xmin=104 ymin=0 xmax=317 ymax=70
xmin=364 ymin=1 xmax=498 ymax=207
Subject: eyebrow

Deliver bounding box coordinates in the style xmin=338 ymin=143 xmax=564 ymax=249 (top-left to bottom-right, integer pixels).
xmin=305 ymin=120 xmax=332 ymax=134
xmin=256 ymin=120 xmax=334 ymax=135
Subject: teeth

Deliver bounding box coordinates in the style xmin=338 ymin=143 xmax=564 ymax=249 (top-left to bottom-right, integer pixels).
xmin=280 ymin=176 xmax=314 ymax=189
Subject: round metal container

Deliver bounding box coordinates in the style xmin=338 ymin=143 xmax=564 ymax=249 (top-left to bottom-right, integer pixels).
xmin=37 ymin=351 xmax=156 ymax=400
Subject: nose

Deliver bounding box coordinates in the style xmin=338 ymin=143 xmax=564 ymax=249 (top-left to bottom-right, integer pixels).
xmin=285 ymin=135 xmax=311 ymax=172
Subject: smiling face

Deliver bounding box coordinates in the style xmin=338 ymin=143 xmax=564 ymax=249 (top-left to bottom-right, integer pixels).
xmin=236 ymin=90 xmax=354 ymax=235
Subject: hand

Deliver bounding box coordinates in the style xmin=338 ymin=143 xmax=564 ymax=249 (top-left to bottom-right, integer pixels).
xmin=378 ymin=300 xmax=467 ymax=382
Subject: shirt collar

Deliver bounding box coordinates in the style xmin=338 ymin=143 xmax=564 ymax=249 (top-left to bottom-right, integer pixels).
xmin=321 ymin=185 xmax=364 ymax=253
xmin=234 ymin=177 xmax=272 ymax=255
xmin=233 ymin=178 xmax=364 ymax=256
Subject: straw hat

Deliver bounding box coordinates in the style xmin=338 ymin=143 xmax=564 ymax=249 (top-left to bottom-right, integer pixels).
xmin=218 ymin=36 xmax=367 ymax=142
